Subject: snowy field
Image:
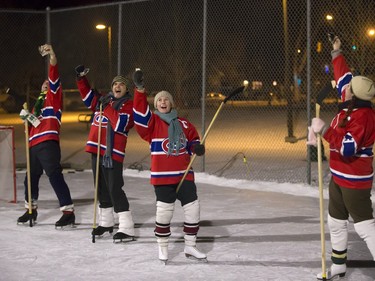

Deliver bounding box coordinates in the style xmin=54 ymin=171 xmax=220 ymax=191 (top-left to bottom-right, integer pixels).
xmin=1 ymin=169 xmax=374 ymax=281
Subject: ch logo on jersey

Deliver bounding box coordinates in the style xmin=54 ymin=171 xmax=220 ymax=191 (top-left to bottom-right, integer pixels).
xmin=94 ymin=114 xmax=107 ymax=125
xmin=161 ymin=138 xmax=187 ymax=155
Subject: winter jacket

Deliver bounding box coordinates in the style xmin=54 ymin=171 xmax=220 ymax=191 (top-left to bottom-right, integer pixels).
xmin=133 ymin=89 xmax=201 ymax=185
xmin=29 ymin=63 xmax=62 ymax=147
xmin=324 ymin=53 xmax=375 ymax=188
xmin=76 ymin=77 xmax=134 ymax=163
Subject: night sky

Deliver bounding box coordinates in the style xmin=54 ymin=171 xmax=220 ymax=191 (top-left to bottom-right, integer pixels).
xmin=0 ymin=0 xmax=125 ymax=10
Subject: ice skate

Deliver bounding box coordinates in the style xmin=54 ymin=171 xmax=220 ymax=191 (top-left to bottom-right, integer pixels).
xmin=93 ymin=207 xmax=115 ymax=237
xmin=55 ymin=212 xmax=75 ymax=229
xmin=17 ymin=209 xmax=37 ymax=225
xmin=157 ymin=237 xmax=169 ymax=265
xmin=184 ymin=235 xmax=207 ymax=262
xmin=92 ymin=226 xmax=113 ymax=236
xmin=317 ymin=264 xmax=346 ymax=280
xmin=113 ymin=211 xmax=135 ymax=243
xmin=113 ymin=232 xmax=135 ymax=243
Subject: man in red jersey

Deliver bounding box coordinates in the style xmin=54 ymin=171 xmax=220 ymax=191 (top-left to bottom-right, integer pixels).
xmin=18 ymin=44 xmax=75 ymax=228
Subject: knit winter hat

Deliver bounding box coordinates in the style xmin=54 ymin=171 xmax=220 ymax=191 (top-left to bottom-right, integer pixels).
xmin=111 ymin=75 xmax=130 ymax=90
xmin=350 ymin=76 xmax=375 ymax=101
xmin=154 ymin=90 xmax=174 ymax=108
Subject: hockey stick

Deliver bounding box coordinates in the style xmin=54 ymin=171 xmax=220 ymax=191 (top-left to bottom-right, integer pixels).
xmin=23 ymin=103 xmax=33 ymax=227
xmin=315 ymin=80 xmax=335 ymax=281
xmin=92 ymin=103 xmax=103 ymax=243
xmin=176 ymin=86 xmax=245 ymax=193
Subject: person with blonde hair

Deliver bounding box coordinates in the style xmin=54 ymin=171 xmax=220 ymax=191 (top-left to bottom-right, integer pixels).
xmin=132 ymin=69 xmax=206 ymax=263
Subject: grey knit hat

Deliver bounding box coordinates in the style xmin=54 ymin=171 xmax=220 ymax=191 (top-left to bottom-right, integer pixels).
xmin=350 ymin=76 xmax=375 ymax=101
xmin=154 ymin=91 xmax=174 ymax=108
xmin=111 ymin=75 xmax=130 ymax=90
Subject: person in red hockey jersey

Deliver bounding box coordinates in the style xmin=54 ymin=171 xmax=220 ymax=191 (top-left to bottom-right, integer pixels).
xmin=132 ymin=69 xmax=207 ymax=263
xmin=308 ymin=35 xmax=375 ymax=280
xmin=75 ymin=65 xmax=135 ymax=242
xmin=18 ymin=44 xmax=75 ymax=228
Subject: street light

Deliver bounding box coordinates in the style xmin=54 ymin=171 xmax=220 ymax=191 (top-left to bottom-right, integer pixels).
xmin=96 ymin=24 xmax=112 ymax=81
xmin=367 ymin=28 xmax=375 ymax=37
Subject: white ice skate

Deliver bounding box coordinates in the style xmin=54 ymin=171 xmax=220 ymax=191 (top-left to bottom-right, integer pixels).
xmin=316 ymin=264 xmax=346 ymax=280
xmin=184 ymin=235 xmax=207 ymax=262
xmin=157 ymin=237 xmax=168 ymax=265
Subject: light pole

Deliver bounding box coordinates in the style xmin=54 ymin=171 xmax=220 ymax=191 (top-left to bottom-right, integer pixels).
xmin=96 ymin=24 xmax=112 ymax=81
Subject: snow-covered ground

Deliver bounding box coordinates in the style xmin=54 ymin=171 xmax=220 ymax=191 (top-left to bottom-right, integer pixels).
xmin=1 ymin=169 xmax=374 ymax=281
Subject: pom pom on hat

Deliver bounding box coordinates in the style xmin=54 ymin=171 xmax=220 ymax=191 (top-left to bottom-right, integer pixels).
xmin=350 ymin=76 xmax=375 ymax=101
xmin=111 ymin=75 xmax=130 ymax=90
xmin=154 ymin=91 xmax=174 ymax=108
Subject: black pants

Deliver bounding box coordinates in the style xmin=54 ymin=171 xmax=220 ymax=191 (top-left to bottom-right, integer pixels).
xmin=328 ymin=178 xmax=374 ymax=223
xmin=154 ymin=180 xmax=198 ymax=206
xmin=24 ymin=140 xmax=73 ymax=207
xmin=91 ymin=154 xmax=130 ymax=213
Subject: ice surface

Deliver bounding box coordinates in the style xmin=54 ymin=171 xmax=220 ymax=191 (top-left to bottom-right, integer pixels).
xmin=0 ymin=169 xmax=374 ymax=281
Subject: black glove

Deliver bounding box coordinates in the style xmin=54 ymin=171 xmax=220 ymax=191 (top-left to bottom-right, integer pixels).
xmin=327 ymin=33 xmax=334 ymax=43
xmin=133 ymin=68 xmax=144 ymax=90
xmin=75 ymin=64 xmax=90 ymax=78
xmin=192 ymin=143 xmax=205 ymax=156
xmin=99 ymin=94 xmax=112 ymax=109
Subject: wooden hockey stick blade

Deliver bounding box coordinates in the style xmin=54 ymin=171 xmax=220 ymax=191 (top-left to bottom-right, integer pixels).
xmin=316 ymin=80 xmax=335 ymax=106
xmin=223 ymin=86 xmax=245 ymax=103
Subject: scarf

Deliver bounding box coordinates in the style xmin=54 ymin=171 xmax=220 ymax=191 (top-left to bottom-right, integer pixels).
xmin=33 ymin=92 xmax=47 ymax=117
xmin=102 ymin=92 xmax=132 ymax=168
xmin=154 ymin=109 xmax=186 ymax=156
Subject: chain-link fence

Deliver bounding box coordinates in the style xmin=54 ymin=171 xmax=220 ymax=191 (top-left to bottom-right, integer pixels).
xmin=1 ymin=0 xmax=374 ymax=185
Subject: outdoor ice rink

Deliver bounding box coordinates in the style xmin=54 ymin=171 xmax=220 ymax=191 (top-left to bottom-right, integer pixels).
xmin=1 ymin=169 xmax=374 ymax=280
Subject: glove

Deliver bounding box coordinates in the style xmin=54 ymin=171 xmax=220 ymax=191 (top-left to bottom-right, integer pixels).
xmin=311 ymin=118 xmax=327 ymax=135
xmin=192 ymin=143 xmax=205 ymax=156
xmin=75 ymin=65 xmax=90 ymax=78
xmin=133 ymin=68 xmax=144 ymax=90
xmin=99 ymin=94 xmax=112 ymax=109
xmin=20 ymin=109 xmax=29 ymax=120
xmin=20 ymin=109 xmax=41 ymax=128
xmin=306 ymin=126 xmax=317 ymax=147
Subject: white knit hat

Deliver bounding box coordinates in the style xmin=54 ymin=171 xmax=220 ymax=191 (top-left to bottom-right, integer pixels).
xmin=350 ymin=76 xmax=375 ymax=101
xmin=154 ymin=91 xmax=174 ymax=108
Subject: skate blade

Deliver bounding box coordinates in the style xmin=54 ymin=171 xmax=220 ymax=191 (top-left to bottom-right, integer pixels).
xmin=55 ymin=223 xmax=76 ymax=230
xmin=17 ymin=220 xmax=37 ymax=226
xmin=185 ymin=254 xmax=208 ymax=263
xmin=113 ymin=237 xmax=136 ymax=244
xmin=159 ymin=259 xmax=168 ymax=265
xmin=317 ymin=272 xmax=346 ymax=280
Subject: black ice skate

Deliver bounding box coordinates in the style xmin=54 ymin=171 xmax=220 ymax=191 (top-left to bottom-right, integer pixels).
xmin=113 ymin=232 xmax=135 ymax=243
xmin=91 ymin=226 xmax=114 ymax=236
xmin=55 ymin=211 xmax=75 ymax=229
xmin=17 ymin=209 xmax=38 ymax=225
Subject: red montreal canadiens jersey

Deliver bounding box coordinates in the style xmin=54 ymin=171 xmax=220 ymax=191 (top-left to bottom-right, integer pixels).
xmin=28 ymin=64 xmax=63 ymax=147
xmin=76 ymin=77 xmax=134 ymax=163
xmin=324 ymin=54 xmax=375 ymax=188
xmin=133 ymin=89 xmax=201 ymax=185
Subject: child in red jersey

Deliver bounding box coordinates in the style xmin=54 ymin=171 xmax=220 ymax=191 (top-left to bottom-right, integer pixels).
xmin=132 ymin=69 xmax=206 ymax=263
